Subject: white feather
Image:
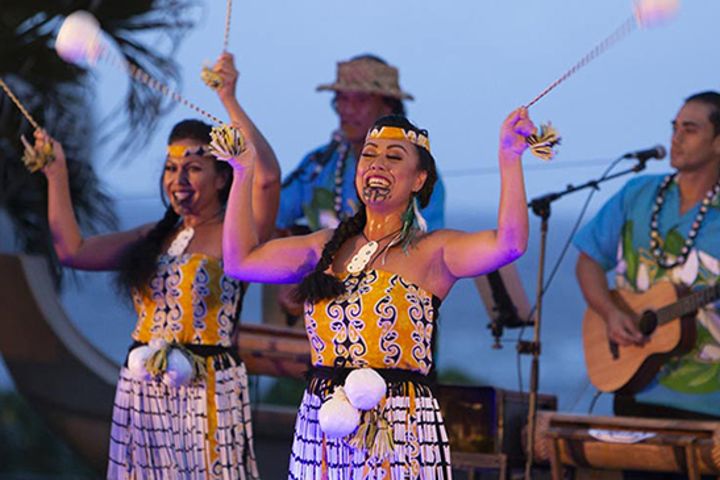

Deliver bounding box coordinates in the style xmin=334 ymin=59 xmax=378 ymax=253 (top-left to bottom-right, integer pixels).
xmin=413 ymin=197 xmax=428 ymax=232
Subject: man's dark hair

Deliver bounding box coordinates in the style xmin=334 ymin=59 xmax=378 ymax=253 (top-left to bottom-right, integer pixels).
xmin=686 ymin=91 xmax=720 ymax=136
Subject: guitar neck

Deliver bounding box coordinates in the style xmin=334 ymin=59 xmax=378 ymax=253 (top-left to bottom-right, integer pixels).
xmin=656 ymin=283 xmax=720 ymax=325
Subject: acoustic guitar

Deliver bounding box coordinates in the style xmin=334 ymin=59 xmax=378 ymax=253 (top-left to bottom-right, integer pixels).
xmin=583 ymin=281 xmax=720 ymax=393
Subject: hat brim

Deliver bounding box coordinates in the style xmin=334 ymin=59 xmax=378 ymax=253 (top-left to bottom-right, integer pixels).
xmin=316 ymin=82 xmax=414 ymax=101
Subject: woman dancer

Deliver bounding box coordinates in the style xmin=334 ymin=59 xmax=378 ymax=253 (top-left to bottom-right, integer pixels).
xmin=38 ymin=53 xmax=278 ymax=479
xmin=222 ymin=108 xmax=533 ymax=478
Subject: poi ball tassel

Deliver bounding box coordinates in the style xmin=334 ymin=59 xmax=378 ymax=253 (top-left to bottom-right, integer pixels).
xmin=201 ymin=0 xmax=233 ymax=90
xmin=525 ymin=123 xmax=562 ymax=161
xmin=20 ymin=135 xmax=55 ymax=173
xmin=209 ymin=123 xmax=246 ymax=161
xmin=370 ymin=415 xmax=395 ymax=460
xmin=348 ymin=411 xmax=372 ymax=451
xmin=201 ymin=66 xmax=223 ymax=91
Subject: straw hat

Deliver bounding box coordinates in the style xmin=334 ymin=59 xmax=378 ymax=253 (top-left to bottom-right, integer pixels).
xmin=316 ymin=57 xmax=414 ymax=101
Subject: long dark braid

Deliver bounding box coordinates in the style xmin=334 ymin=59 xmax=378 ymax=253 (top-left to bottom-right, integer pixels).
xmin=296 ymin=206 xmax=367 ymax=303
xmin=116 ymin=206 xmax=180 ymax=292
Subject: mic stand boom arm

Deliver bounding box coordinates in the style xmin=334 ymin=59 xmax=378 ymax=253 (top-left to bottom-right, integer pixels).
xmin=522 ymin=158 xmax=648 ymax=480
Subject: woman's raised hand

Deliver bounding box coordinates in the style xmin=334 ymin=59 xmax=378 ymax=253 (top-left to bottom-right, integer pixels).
xmin=34 ymin=129 xmax=67 ymax=178
xmin=226 ymin=139 xmax=256 ymax=172
xmin=500 ymin=107 xmax=536 ymax=157
xmin=212 ymin=52 xmax=239 ymax=103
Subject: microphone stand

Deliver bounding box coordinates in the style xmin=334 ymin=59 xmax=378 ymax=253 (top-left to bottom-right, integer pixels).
xmin=522 ymin=158 xmax=650 ymax=480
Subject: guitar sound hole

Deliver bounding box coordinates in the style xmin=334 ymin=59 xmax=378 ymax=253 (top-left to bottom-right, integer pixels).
xmin=638 ymin=310 xmax=658 ymax=336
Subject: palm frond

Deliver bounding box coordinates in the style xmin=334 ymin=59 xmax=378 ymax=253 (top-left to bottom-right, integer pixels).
xmin=0 ymin=1 xmax=199 ymax=287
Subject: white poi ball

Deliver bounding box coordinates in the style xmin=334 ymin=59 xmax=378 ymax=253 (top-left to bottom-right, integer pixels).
xmin=634 ymin=0 xmax=680 ymax=28
xmin=162 ymin=348 xmax=194 ymax=388
xmin=55 ymin=10 xmax=104 ymax=64
xmin=127 ymin=345 xmax=153 ymax=381
xmin=318 ymin=387 xmax=361 ymax=438
xmin=344 ymin=368 xmax=387 ymax=410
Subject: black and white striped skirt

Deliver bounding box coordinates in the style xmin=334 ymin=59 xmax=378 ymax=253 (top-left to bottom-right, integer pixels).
xmin=108 ymin=354 xmax=259 ymax=480
xmin=288 ymin=375 xmax=453 ymax=480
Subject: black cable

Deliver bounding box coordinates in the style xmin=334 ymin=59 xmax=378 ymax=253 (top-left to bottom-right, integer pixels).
xmin=588 ymin=390 xmax=603 ymax=414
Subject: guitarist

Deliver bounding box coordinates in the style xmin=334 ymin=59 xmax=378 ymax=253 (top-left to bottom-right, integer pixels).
xmin=267 ymin=55 xmax=446 ymax=325
xmin=574 ymin=91 xmax=720 ymax=422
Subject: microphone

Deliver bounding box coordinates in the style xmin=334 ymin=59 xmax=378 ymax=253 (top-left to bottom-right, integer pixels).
xmin=622 ymin=145 xmax=666 ymax=161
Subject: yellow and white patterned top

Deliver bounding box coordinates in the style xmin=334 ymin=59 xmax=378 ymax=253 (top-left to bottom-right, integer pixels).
xmin=131 ymin=254 xmax=243 ymax=346
xmin=304 ymin=269 xmax=440 ymax=375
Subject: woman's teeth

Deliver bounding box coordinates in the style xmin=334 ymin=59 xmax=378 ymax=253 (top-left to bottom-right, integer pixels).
xmin=367 ymin=177 xmax=390 ymax=188
xmin=174 ymin=191 xmax=192 ymax=202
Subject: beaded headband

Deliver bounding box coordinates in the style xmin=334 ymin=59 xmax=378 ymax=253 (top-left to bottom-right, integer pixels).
xmin=166 ymin=145 xmax=214 ymax=159
xmin=366 ymin=126 xmax=431 ymax=153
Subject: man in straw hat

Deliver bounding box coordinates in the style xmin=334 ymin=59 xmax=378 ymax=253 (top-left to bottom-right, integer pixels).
xmin=276 ymin=54 xmax=445 ymax=234
xmin=267 ymin=54 xmax=445 ymax=324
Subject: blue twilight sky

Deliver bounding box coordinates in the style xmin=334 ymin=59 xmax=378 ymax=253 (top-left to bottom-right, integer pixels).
xmin=90 ymin=0 xmax=719 ymax=218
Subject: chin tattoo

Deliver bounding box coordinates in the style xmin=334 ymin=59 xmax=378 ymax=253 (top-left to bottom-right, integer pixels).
xmin=363 ymin=186 xmax=391 ymax=203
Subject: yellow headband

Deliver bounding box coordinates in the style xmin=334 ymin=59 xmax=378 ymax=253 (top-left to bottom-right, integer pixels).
xmin=166 ymin=145 xmax=213 ymax=158
xmin=366 ymin=126 xmax=431 ymax=153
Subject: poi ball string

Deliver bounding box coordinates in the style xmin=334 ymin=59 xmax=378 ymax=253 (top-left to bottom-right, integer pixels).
xmin=525 ymin=16 xmax=636 ymax=108
xmin=0 ymin=77 xmax=42 ymax=131
xmin=522 ymin=0 xmax=679 ymax=160
xmin=101 ymin=48 xmax=225 ymax=126
xmin=223 ymin=0 xmax=233 ymax=53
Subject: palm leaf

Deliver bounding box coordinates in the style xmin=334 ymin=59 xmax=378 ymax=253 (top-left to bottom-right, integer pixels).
xmin=0 ymin=1 xmax=198 ymax=287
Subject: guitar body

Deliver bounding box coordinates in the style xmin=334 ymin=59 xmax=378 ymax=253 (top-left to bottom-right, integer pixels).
xmin=583 ymin=281 xmax=697 ymax=394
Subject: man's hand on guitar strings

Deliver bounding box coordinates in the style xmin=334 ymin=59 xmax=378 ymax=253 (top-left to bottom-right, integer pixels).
xmin=606 ymin=309 xmax=646 ymax=346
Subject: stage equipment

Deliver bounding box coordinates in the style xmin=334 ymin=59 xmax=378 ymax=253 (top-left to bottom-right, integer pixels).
xmin=474 ymin=264 xmax=532 ymax=349
xmin=522 ymin=151 xmax=657 ymax=479
xmin=439 ymin=385 xmax=557 ymax=478
xmin=535 ymin=411 xmax=720 ymax=480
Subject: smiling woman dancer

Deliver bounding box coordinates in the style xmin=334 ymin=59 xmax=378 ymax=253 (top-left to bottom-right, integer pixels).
xmin=223 ymin=108 xmax=533 ymax=478
xmin=37 ymin=53 xmax=278 ymax=479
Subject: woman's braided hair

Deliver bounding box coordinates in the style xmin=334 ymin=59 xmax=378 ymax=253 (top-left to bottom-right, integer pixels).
xmin=296 ymin=114 xmax=438 ymax=303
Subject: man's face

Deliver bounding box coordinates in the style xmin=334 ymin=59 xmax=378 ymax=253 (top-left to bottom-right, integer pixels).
xmin=334 ymin=92 xmax=393 ymax=144
xmin=671 ymin=101 xmax=720 ymax=173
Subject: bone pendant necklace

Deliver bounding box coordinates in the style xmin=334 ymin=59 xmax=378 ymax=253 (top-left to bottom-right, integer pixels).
xmin=346 ymin=228 xmax=401 ymax=273
xmin=167 ymin=227 xmax=195 ymax=256
xmin=166 ymin=211 xmax=222 ymax=256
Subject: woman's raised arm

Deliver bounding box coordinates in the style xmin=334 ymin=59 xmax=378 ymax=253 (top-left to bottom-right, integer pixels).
xmin=222 ymin=147 xmax=330 ymax=282
xmin=41 ymin=130 xmax=151 ymax=270
xmin=439 ymin=107 xmax=533 ymax=278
